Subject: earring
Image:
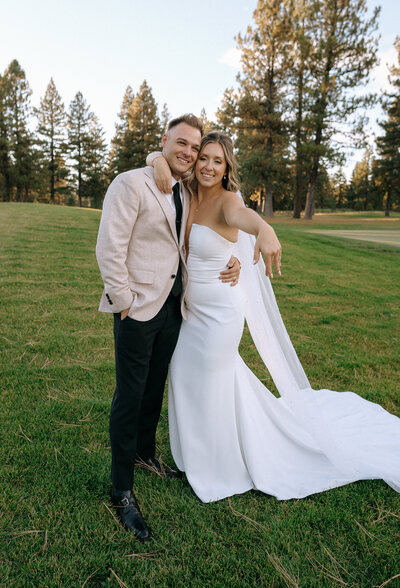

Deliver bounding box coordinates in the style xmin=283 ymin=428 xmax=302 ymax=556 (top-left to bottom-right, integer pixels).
xmin=223 ymin=175 xmax=227 ymax=180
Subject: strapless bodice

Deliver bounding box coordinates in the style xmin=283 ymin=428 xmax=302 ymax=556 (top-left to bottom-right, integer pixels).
xmin=187 ymin=223 xmax=236 ymax=283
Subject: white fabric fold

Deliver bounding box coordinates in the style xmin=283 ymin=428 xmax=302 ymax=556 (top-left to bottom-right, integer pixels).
xmin=236 ymin=224 xmax=400 ymax=486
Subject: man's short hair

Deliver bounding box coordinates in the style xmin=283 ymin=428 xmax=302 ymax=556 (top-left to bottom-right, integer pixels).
xmin=167 ymin=113 xmax=204 ymax=136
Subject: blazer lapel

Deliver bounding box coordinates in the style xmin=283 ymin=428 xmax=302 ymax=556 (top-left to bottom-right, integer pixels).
xmin=145 ymin=174 xmax=179 ymax=246
xmin=181 ymin=184 xmax=190 ymax=247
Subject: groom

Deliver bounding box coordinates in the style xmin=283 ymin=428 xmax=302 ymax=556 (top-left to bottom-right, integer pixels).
xmin=96 ymin=114 xmax=240 ymax=541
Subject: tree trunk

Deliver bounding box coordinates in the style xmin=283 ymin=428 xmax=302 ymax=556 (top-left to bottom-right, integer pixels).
xmin=0 ymin=129 xmax=11 ymax=201
xmin=304 ymin=157 xmax=319 ymax=219
xmin=256 ymin=188 xmax=265 ymax=215
xmin=304 ymin=102 xmax=325 ymax=220
xmin=1 ymin=159 xmax=11 ymax=201
xmin=293 ymin=62 xmax=304 ymax=219
xmin=50 ymin=138 xmax=55 ymax=201
xmin=264 ymin=183 xmax=274 ymax=217
xmin=384 ymin=187 xmax=391 ymax=217
xmin=364 ymin=172 xmax=369 ymax=210
xmin=78 ymin=157 xmax=82 ymax=207
xmin=293 ymin=155 xmax=303 ymax=218
xmin=303 ymin=9 xmax=335 ymax=220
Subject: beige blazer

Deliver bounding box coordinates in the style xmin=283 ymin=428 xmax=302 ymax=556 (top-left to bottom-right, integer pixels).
xmin=96 ymin=166 xmax=189 ymax=321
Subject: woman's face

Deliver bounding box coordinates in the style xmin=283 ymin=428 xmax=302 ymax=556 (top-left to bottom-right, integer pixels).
xmin=195 ymin=142 xmax=227 ymax=189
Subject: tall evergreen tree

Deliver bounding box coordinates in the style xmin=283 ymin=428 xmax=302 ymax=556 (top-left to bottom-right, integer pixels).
xmin=302 ymin=0 xmax=379 ymax=219
xmin=331 ymin=167 xmax=348 ymax=209
xmin=217 ymin=0 xmax=292 ymax=216
xmin=288 ymin=0 xmax=315 ymax=217
xmin=67 ymin=91 xmax=106 ymax=207
xmin=160 ymin=102 xmax=170 ymax=135
xmin=199 ymin=108 xmax=214 ymax=134
xmin=84 ymin=114 xmax=107 ymax=208
xmin=110 ymin=81 xmax=162 ymax=175
xmin=109 ymin=85 xmax=135 ymax=178
xmin=376 ymin=37 xmax=400 ymax=216
xmin=348 ymin=156 xmax=367 ymax=210
xmin=34 ymin=78 xmax=67 ymax=202
xmin=4 ymin=60 xmax=35 ymax=201
xmin=348 ymin=148 xmax=374 ymax=210
xmin=68 ymin=91 xmax=92 ymax=206
xmin=369 ymin=156 xmax=386 ymax=211
xmin=0 ymin=73 xmax=11 ymax=201
xmin=125 ymin=80 xmax=162 ymax=171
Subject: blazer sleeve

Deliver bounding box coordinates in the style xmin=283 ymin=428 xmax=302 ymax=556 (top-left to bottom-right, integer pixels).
xmin=96 ymin=173 xmax=139 ymax=312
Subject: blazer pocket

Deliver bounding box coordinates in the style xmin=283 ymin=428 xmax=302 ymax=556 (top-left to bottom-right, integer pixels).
xmin=128 ymin=268 xmax=154 ymax=284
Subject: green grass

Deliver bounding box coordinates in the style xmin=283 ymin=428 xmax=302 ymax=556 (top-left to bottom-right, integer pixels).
xmin=1 ymin=203 xmax=399 ymax=587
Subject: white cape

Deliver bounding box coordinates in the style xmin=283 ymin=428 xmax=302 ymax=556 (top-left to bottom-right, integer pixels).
xmin=236 ymin=228 xmax=400 ymax=493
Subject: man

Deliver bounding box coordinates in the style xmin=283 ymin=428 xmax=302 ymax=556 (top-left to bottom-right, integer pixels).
xmin=96 ymin=114 xmax=240 ymax=541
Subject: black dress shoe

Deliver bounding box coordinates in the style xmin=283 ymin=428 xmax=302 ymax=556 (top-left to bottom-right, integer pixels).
xmin=135 ymin=456 xmax=183 ymax=479
xmin=111 ymin=489 xmax=151 ymax=541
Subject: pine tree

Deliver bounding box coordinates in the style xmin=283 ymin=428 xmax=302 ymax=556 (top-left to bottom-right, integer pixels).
xmin=84 ymin=114 xmax=107 ymax=208
xmin=110 ymin=81 xmax=162 ymax=175
xmin=349 ymin=158 xmax=367 ymax=210
xmin=288 ymin=0 xmax=315 ymax=217
xmin=199 ymin=108 xmax=214 ymax=134
xmin=67 ymin=91 xmax=106 ymax=207
xmin=218 ymin=0 xmax=292 ymax=216
xmin=160 ymin=103 xmax=170 ymax=135
xmin=302 ymin=0 xmax=379 ymax=219
xmin=68 ymin=91 xmax=92 ymax=206
xmin=348 ymin=148 xmax=374 ymax=210
xmin=369 ymin=156 xmax=385 ymax=211
xmin=4 ymin=60 xmax=35 ymax=201
xmin=0 ymin=73 xmax=11 ymax=201
xmin=215 ymin=88 xmax=239 ymax=139
xmin=331 ymin=167 xmax=348 ymax=209
xmin=376 ymin=37 xmax=400 ymax=216
xmin=314 ymin=164 xmax=335 ymax=209
xmin=34 ymin=78 xmax=67 ymax=202
xmin=125 ymin=80 xmax=162 ymax=171
xmin=109 ymin=85 xmax=135 ymax=179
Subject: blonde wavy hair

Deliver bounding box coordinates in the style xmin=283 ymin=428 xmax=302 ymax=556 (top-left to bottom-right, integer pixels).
xmin=185 ymin=132 xmax=240 ymax=196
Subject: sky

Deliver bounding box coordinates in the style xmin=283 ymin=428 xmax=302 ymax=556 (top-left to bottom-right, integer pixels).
xmin=1 ymin=0 xmax=399 ymax=174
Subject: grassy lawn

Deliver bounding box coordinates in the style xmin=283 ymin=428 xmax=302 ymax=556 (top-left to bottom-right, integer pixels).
xmin=1 ymin=203 xmax=399 ymax=587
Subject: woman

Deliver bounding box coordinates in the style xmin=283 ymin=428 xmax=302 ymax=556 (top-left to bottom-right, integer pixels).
xmin=147 ymin=132 xmax=400 ymax=503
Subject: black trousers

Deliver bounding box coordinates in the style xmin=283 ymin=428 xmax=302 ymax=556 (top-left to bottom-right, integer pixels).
xmin=109 ymin=294 xmax=182 ymax=490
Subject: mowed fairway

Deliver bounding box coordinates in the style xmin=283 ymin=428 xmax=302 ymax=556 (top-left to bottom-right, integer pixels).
xmin=308 ymin=229 xmax=400 ymax=248
xmin=1 ymin=203 xmax=399 ymax=587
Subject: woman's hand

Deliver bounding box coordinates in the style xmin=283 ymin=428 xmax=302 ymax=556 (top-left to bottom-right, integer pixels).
xmin=153 ymin=156 xmax=173 ymax=193
xmin=254 ymin=225 xmax=282 ymax=278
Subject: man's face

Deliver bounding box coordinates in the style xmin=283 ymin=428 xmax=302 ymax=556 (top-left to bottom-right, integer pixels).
xmin=161 ymin=123 xmax=202 ymax=179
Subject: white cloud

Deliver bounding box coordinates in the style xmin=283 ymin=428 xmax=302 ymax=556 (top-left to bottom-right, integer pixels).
xmin=218 ymin=47 xmax=242 ymax=69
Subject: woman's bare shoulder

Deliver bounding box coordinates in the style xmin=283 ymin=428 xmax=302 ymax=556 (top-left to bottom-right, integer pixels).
xmin=221 ymin=190 xmax=244 ymax=206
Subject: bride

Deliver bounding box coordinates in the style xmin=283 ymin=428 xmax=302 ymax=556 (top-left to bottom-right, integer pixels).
xmin=148 ymin=132 xmax=400 ymax=503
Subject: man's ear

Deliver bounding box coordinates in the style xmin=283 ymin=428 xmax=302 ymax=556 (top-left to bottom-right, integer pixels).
xmin=161 ymin=133 xmax=168 ymax=148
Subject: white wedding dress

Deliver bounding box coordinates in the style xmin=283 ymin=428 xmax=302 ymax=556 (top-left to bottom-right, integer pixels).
xmin=168 ymin=223 xmax=400 ymax=503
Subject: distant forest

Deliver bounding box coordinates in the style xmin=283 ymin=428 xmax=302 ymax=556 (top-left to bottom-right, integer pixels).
xmin=1 ymin=0 xmax=399 ymax=219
